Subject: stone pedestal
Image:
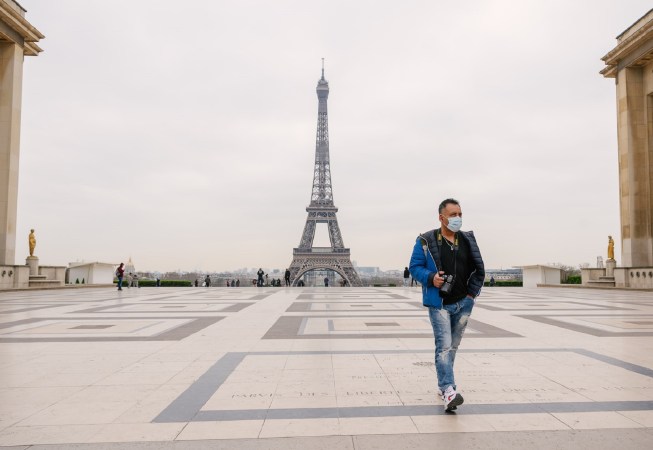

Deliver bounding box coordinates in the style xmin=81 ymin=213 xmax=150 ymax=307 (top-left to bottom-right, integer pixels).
xmin=606 ymin=259 xmax=616 ymax=277
xmin=26 ymin=256 xmax=38 ymax=276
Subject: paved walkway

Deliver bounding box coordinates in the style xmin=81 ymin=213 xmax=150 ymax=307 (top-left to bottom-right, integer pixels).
xmin=0 ymin=287 xmax=652 ymax=448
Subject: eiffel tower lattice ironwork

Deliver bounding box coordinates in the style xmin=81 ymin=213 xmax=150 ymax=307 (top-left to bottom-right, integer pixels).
xmin=288 ymin=64 xmax=362 ymax=287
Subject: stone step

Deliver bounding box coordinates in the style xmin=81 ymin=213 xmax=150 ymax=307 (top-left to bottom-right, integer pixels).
xmin=29 ymin=280 xmax=63 ymax=288
xmin=29 ymin=275 xmax=47 ymax=280
xmin=598 ymin=276 xmax=615 ymax=281
xmin=586 ymin=280 xmax=616 ymax=288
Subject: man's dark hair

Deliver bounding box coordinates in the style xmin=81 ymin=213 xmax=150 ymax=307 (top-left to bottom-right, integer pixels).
xmin=438 ymin=198 xmax=460 ymax=214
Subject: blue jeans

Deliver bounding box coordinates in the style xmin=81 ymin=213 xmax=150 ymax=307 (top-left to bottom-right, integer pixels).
xmin=428 ymin=296 xmax=474 ymax=392
xmin=117 ymin=276 xmax=123 ymax=289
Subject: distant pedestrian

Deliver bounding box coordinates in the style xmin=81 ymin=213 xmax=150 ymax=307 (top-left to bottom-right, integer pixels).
xmin=324 ymin=276 xmax=329 ymax=287
xmin=205 ymin=275 xmax=211 ymax=287
xmin=127 ymin=272 xmax=133 ymax=288
xmin=285 ymin=268 xmax=291 ymax=286
xmin=194 ymin=279 xmax=199 ymax=287
xmin=257 ymin=268 xmax=264 ymax=287
xmin=116 ymin=263 xmax=125 ymax=291
xmin=133 ymin=273 xmax=139 ymax=288
xmin=403 ymin=267 xmax=410 ymax=287
xmin=156 ymin=277 xmax=161 ymax=287
xmin=236 ymin=279 xmax=240 ymax=287
xmin=489 ymin=276 xmax=496 ymax=287
xmin=265 ymin=273 xmax=269 ymax=286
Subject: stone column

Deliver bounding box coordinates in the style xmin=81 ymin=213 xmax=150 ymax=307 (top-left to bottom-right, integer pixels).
xmin=615 ymin=65 xmax=653 ymax=267
xmin=0 ymin=42 xmax=24 ymax=266
xmin=602 ymin=12 xmax=653 ymax=269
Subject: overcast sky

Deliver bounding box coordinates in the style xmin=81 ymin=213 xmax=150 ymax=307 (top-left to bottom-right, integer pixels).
xmin=14 ymin=0 xmax=651 ymax=273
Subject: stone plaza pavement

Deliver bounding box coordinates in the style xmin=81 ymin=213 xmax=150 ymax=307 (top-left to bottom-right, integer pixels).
xmin=0 ymin=286 xmax=652 ymax=449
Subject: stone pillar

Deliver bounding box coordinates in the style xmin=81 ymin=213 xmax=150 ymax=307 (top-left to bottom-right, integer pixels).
xmin=0 ymin=42 xmax=24 ymax=266
xmin=602 ymin=11 xmax=653 ymax=269
xmin=615 ymin=66 xmax=653 ymax=267
xmin=605 ymin=258 xmax=616 ymax=277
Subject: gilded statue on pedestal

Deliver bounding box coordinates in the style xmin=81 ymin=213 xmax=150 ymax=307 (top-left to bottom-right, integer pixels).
xmin=28 ymin=229 xmax=36 ymax=257
xmin=607 ymin=235 xmax=614 ymax=260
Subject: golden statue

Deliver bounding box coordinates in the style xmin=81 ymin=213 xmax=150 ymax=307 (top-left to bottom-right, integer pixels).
xmin=607 ymin=235 xmax=614 ymax=260
xmin=28 ymin=229 xmax=36 ymax=257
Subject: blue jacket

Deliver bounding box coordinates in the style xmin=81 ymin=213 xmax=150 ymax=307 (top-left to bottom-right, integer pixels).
xmin=409 ymin=228 xmax=485 ymax=308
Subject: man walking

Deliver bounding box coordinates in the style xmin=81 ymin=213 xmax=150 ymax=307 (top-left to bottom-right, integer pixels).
xmin=257 ymin=268 xmax=264 ymax=287
xmin=115 ymin=263 xmax=125 ymax=291
xmin=285 ymin=268 xmax=291 ymax=286
xmin=403 ymin=267 xmax=410 ymax=287
xmin=409 ymin=198 xmax=484 ymax=412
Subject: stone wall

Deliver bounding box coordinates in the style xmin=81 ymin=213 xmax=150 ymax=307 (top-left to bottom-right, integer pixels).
xmin=39 ymin=265 xmax=66 ymax=282
xmin=581 ymin=268 xmax=605 ymax=283
xmin=0 ymin=265 xmax=30 ymax=289
xmin=616 ymin=267 xmax=653 ymax=289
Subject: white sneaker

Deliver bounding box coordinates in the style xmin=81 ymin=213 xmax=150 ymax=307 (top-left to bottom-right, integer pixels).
xmin=438 ymin=391 xmax=456 ymax=410
xmin=443 ymin=386 xmax=463 ymax=412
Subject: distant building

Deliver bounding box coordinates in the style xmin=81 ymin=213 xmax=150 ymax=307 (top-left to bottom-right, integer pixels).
xmin=125 ymin=257 xmax=136 ymax=275
xmin=67 ymin=262 xmax=116 ymax=285
xmin=383 ymin=269 xmax=402 ymax=277
xmin=485 ymin=268 xmax=522 ymax=281
xmin=356 ymin=267 xmax=381 ymax=276
xmin=515 ymin=265 xmax=561 ymax=288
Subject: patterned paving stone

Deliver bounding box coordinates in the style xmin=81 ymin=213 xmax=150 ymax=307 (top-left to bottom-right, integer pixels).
xmin=0 ymin=286 xmax=651 ymax=446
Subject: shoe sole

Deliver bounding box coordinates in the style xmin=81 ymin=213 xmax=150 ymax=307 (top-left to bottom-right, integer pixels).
xmin=445 ymin=393 xmax=464 ymax=412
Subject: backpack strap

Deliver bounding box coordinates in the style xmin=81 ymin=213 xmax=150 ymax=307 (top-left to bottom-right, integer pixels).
xmin=419 ymin=235 xmax=429 ymax=258
xmin=420 ymin=229 xmax=444 ymax=271
xmin=420 ymin=230 xmax=436 ymax=258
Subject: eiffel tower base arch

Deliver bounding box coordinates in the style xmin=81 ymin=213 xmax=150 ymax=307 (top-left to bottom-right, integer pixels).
xmin=289 ymin=251 xmax=362 ymax=287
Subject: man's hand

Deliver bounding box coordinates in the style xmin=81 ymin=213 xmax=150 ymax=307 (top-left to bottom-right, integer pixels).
xmin=433 ymin=271 xmax=445 ymax=288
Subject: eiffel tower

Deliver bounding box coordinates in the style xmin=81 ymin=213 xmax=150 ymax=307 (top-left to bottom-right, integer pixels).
xmin=288 ymin=63 xmax=362 ymax=287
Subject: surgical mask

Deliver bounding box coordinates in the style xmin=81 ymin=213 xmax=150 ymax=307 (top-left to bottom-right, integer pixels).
xmin=446 ymin=216 xmax=462 ymax=232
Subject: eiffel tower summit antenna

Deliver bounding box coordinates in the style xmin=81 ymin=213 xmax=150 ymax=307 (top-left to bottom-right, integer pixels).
xmin=287 ymin=63 xmax=362 ymax=287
